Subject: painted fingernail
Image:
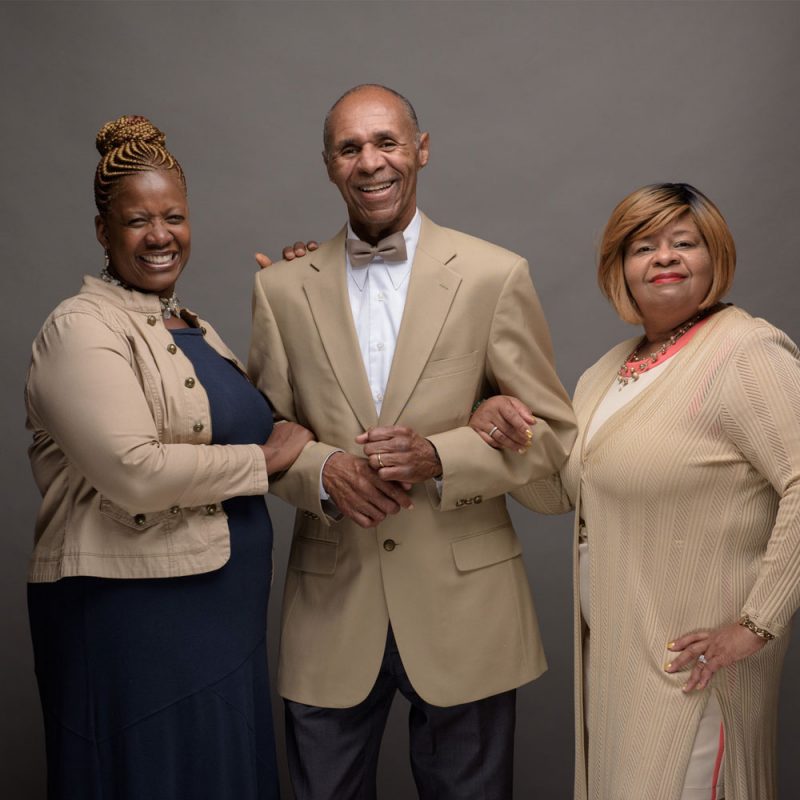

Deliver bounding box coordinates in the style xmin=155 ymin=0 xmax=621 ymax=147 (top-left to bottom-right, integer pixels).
xmin=664 ymin=662 xmax=672 ymax=671
xmin=667 ymin=641 xmax=675 ymax=650
xmin=525 ymin=429 xmax=533 ymax=438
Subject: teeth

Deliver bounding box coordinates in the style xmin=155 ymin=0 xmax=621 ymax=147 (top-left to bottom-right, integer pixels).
xmin=360 ymin=182 xmax=392 ymax=193
xmin=140 ymin=253 xmax=175 ymax=265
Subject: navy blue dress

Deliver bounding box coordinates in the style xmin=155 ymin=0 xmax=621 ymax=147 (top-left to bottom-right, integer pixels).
xmin=28 ymin=327 xmax=279 ymax=799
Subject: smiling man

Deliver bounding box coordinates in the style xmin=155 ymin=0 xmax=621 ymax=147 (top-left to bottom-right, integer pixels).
xmin=248 ymin=84 xmax=576 ymax=799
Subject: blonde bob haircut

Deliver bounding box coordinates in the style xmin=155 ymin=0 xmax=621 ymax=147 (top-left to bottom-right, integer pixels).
xmin=598 ymin=183 xmax=736 ymax=324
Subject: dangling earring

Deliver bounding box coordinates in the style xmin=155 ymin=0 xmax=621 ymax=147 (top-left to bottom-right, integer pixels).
xmin=104 ymin=250 xmax=110 ymax=269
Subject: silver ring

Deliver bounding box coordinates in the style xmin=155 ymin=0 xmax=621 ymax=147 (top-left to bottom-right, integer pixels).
xmin=697 ymin=654 xmax=708 ymax=665
xmin=377 ymin=453 xmax=384 ymax=468
xmin=488 ymin=425 xmax=499 ymax=439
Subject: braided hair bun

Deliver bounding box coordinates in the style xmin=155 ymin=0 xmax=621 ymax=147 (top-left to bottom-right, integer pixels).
xmin=94 ymin=115 xmax=185 ymax=216
xmin=95 ymin=115 xmax=166 ymax=156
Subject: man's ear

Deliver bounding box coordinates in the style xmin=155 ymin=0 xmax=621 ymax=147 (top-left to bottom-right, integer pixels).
xmin=322 ymin=150 xmax=334 ymax=182
xmin=417 ymin=132 xmax=430 ymax=169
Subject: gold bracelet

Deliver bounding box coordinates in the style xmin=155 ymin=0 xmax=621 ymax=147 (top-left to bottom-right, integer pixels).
xmin=738 ymin=614 xmax=775 ymax=641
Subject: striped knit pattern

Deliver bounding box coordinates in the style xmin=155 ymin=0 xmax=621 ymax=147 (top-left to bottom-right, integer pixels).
xmin=514 ymin=306 xmax=800 ymax=800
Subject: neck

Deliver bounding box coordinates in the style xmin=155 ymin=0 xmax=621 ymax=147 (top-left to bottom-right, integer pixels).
xmin=641 ymin=307 xmax=701 ymax=348
xmin=640 ymin=304 xmax=720 ymax=350
xmin=349 ymin=208 xmax=415 ymax=245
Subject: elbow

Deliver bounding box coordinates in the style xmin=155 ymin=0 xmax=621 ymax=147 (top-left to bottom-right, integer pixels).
xmin=94 ymin=442 xmax=190 ymax=513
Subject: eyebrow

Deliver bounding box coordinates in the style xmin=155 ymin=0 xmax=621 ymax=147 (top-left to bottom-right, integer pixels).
xmin=334 ymin=130 xmax=400 ymax=150
xmin=631 ymin=228 xmax=697 ymax=241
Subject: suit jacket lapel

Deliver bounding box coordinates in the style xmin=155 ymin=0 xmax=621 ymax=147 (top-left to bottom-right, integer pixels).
xmin=303 ymin=227 xmax=378 ymax=431
xmin=379 ymin=215 xmax=462 ymax=426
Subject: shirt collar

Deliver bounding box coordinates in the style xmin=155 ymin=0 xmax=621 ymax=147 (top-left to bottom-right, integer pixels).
xmin=346 ymin=209 xmax=421 ymax=292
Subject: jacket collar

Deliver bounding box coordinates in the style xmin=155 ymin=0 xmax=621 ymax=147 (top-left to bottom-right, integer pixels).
xmin=79 ymin=274 xmax=203 ymax=326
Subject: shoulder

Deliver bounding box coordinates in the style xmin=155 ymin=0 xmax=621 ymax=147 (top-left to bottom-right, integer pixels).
xmin=422 ymin=218 xmax=524 ymax=273
xmin=715 ymin=306 xmax=800 ymax=363
xmin=36 ymin=286 xmax=117 ymax=340
xmin=254 ymin=230 xmax=346 ymax=295
xmin=573 ymin=336 xmax=638 ymax=402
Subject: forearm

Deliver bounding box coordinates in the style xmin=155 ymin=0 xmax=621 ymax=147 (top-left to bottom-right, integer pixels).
xmin=429 ymin=417 xmax=572 ymax=511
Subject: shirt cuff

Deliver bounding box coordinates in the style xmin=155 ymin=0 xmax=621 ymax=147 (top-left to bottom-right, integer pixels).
xmin=319 ymin=449 xmax=344 ymax=519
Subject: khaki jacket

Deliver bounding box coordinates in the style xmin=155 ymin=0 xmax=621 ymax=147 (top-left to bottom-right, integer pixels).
xmin=249 ymin=214 xmax=577 ymax=707
xmin=26 ymin=276 xmax=268 ymax=582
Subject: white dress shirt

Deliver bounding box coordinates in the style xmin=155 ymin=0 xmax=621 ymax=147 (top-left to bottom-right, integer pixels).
xmin=346 ymin=209 xmax=421 ymax=412
xmin=320 ymin=210 xmax=422 ymax=502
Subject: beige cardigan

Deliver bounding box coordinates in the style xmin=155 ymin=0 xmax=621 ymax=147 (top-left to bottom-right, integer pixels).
xmin=514 ymin=306 xmax=800 ymax=799
xmin=26 ymin=276 xmax=269 ymax=581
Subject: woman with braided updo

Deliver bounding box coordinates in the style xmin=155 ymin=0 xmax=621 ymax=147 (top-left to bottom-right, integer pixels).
xmin=25 ymin=115 xmax=309 ymax=798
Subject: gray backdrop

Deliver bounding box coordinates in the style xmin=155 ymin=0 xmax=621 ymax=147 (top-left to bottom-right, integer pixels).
xmin=2 ymin=1 xmax=799 ymax=797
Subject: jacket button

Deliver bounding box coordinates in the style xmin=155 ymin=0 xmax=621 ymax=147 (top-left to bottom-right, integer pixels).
xmin=169 ymin=506 xmax=180 ymax=515
xmin=474 ymin=495 xmax=483 ymax=504
xmin=200 ymin=326 xmax=207 ymax=335
xmin=184 ymin=377 xmax=195 ymax=388
xmin=167 ymin=343 xmax=177 ymax=354
xmin=134 ymin=513 xmax=146 ymax=526
xmin=383 ymin=539 xmax=396 ymax=551
xmin=205 ymin=504 xmax=217 ymax=515
xmin=147 ymin=315 xmax=158 ymax=326
xmin=193 ymin=422 xmax=204 ymax=433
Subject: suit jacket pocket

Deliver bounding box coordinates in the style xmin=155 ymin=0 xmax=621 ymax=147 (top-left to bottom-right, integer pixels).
xmin=451 ymin=525 xmax=522 ymax=572
xmin=419 ymin=350 xmax=479 ymax=381
xmin=289 ymin=535 xmax=338 ymax=575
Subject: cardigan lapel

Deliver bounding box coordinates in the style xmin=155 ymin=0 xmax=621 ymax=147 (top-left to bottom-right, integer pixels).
xmin=378 ymin=215 xmax=462 ymax=426
xmin=303 ymin=227 xmax=378 ymax=432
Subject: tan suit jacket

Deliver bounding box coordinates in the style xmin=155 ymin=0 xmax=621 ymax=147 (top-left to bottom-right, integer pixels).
xmin=249 ymin=214 xmax=576 ymax=707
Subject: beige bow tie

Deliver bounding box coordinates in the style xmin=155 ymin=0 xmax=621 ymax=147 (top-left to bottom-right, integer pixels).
xmin=346 ymin=231 xmax=408 ymax=267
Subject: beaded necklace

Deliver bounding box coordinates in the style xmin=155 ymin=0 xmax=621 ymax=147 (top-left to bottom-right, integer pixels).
xmin=616 ymin=305 xmax=723 ymax=389
xmin=100 ymin=268 xmax=180 ymax=319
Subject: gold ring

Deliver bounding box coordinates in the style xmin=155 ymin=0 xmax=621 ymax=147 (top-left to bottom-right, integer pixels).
xmin=377 ymin=453 xmax=384 ymax=468
xmin=488 ymin=425 xmax=499 ymax=439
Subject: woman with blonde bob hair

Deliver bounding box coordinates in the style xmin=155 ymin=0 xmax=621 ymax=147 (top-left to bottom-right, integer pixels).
xmin=598 ymin=183 xmax=736 ymax=324
xmin=471 ymin=183 xmax=800 ymax=799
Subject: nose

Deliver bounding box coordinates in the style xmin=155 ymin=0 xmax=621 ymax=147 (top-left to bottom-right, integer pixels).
xmin=145 ymin=219 xmax=172 ymax=247
xmin=653 ymin=242 xmax=678 ymax=266
xmin=356 ymin=143 xmax=384 ymax=173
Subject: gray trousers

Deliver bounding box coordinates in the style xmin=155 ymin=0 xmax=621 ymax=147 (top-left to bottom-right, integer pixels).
xmin=285 ymin=627 xmax=516 ymax=800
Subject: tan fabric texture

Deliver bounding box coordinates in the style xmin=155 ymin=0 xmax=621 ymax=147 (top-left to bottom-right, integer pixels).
xmin=26 ymin=276 xmax=269 ymax=582
xmin=248 ymin=214 xmax=577 ymax=708
xmin=514 ymin=306 xmax=800 ymax=800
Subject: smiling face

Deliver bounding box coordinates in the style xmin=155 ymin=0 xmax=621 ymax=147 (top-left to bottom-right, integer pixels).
xmin=323 ymin=87 xmax=429 ymax=243
xmin=95 ymin=169 xmax=190 ymax=298
xmin=623 ymin=214 xmax=713 ymax=332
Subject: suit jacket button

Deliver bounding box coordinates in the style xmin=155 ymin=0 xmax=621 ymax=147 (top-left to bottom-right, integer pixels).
xmin=205 ymin=504 xmax=217 ymax=515
xmin=185 ymin=377 xmax=196 ymax=388
xmin=167 ymin=343 xmax=177 ymax=354
xmin=474 ymin=495 xmax=483 ymax=504
xmin=193 ymin=422 xmax=204 ymax=433
xmin=146 ymin=315 xmax=158 ymax=326
xmin=134 ymin=513 xmax=146 ymax=526
xmin=169 ymin=506 xmax=180 ymax=515
xmin=383 ymin=539 xmax=396 ymax=552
